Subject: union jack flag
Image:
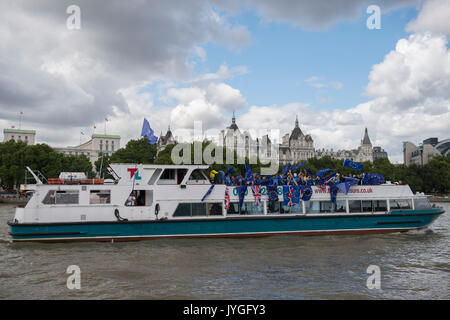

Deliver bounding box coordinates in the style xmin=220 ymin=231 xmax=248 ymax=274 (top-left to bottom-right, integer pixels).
xmin=287 ymin=186 xmax=294 ymax=207
xmin=251 ymin=185 xmax=262 ymax=206
xmin=224 ymin=187 xmax=230 ymax=210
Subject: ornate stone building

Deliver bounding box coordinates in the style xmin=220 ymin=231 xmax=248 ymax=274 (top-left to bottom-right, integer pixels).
xmin=157 ymin=126 xmax=177 ymax=154
xmin=315 ymin=128 xmax=386 ymax=163
xmin=279 ymin=116 xmax=314 ymax=165
xmin=219 ymin=112 xmax=256 ymax=160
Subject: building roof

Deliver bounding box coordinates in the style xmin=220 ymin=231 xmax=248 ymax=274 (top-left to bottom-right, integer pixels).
xmin=227 ymin=111 xmax=239 ymax=131
xmin=362 ymin=128 xmax=372 ymax=145
xmin=92 ymin=134 xmax=121 ymax=139
xmin=3 ymin=129 xmax=36 ymax=134
xmin=159 ymin=129 xmax=174 ymax=145
xmin=290 ymin=115 xmax=304 ymax=140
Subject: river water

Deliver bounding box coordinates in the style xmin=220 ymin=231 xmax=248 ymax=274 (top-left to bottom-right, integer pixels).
xmin=0 ymin=203 xmax=449 ymax=300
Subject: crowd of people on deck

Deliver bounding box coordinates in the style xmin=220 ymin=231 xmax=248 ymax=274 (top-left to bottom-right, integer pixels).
xmin=209 ymin=168 xmax=374 ymax=187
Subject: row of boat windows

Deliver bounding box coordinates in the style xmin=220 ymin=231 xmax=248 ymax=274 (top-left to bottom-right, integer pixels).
xmin=42 ymin=190 xmax=111 ymax=205
xmin=226 ymin=200 xmax=389 ymax=215
xmin=173 ymin=199 xmax=423 ymax=216
xmin=40 ymin=190 xmax=430 ymax=212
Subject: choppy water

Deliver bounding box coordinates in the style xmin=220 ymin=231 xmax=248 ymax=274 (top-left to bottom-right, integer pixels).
xmin=0 ymin=203 xmax=449 ymax=300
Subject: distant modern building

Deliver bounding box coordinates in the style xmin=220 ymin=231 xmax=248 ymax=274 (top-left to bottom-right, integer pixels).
xmin=315 ymin=128 xmax=386 ymax=163
xmin=54 ymin=133 xmax=121 ymax=165
xmin=3 ymin=128 xmax=36 ymax=145
xmin=403 ymin=137 xmax=450 ymax=166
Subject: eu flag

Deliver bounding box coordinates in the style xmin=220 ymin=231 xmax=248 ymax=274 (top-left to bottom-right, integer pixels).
xmin=201 ymin=185 xmax=215 ymax=201
xmin=362 ymin=174 xmax=384 ymax=185
xmin=237 ymin=185 xmax=247 ymax=208
xmin=267 ymin=185 xmax=279 ymax=202
xmin=343 ymin=158 xmax=363 ymax=171
xmin=245 ymin=164 xmax=253 ymax=183
xmin=292 ymin=162 xmax=306 ymax=172
xmin=141 ymin=118 xmax=158 ymax=145
xmin=300 ymin=185 xmax=313 ymax=201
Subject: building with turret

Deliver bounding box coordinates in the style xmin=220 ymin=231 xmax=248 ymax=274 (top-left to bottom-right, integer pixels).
xmin=315 ymin=128 xmax=386 ymax=163
xmin=157 ymin=126 xmax=177 ymax=154
xmin=279 ymin=116 xmax=315 ymax=165
xmin=219 ymin=112 xmax=256 ymax=159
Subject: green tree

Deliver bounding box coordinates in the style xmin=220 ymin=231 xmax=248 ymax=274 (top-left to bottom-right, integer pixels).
xmin=110 ymin=138 xmax=157 ymax=164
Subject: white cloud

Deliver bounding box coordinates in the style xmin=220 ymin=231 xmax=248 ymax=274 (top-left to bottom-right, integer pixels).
xmin=205 ymin=83 xmax=247 ymax=112
xmin=366 ymin=32 xmax=450 ymax=112
xmin=406 ymin=0 xmax=450 ymax=36
xmin=171 ymin=99 xmax=227 ymax=130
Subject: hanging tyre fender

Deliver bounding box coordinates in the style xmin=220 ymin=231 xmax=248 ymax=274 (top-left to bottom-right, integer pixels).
xmin=114 ymin=208 xmax=128 ymax=222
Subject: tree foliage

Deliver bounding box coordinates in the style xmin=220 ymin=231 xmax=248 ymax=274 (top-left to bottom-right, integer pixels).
xmin=0 ymin=140 xmax=93 ymax=189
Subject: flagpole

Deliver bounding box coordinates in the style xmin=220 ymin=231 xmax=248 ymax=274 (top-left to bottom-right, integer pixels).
xmin=19 ymin=112 xmax=23 ymax=129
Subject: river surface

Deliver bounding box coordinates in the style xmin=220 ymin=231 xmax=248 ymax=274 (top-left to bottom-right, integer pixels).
xmin=0 ymin=203 xmax=449 ymax=300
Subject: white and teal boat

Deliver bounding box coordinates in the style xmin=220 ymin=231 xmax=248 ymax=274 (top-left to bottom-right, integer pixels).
xmin=8 ymin=164 xmax=444 ymax=242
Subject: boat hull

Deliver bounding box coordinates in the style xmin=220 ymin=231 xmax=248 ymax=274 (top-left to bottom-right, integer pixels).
xmin=8 ymin=209 xmax=444 ymax=243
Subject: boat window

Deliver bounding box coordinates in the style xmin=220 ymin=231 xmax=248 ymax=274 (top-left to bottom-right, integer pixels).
xmin=267 ymin=201 xmax=284 ymax=214
xmin=148 ymin=169 xmax=162 ymax=185
xmin=319 ymin=201 xmax=333 ymax=213
xmin=42 ymin=190 xmax=79 ymax=205
xmin=373 ymin=200 xmax=387 ymax=212
xmin=55 ymin=190 xmax=79 ymax=204
xmin=207 ymin=203 xmax=223 ymax=216
xmin=348 ymin=200 xmax=362 ymax=213
xmin=226 ymin=202 xmax=240 ymax=215
xmin=90 ymin=190 xmax=111 ymax=204
xmin=334 ymin=201 xmax=347 ymax=213
xmin=413 ymin=198 xmax=431 ymax=209
xmin=124 ymin=190 xmax=147 ymax=206
xmin=173 ymin=203 xmax=223 ymax=217
xmin=160 ymin=169 xmax=176 ymax=180
xmin=192 ymin=203 xmax=207 ymax=216
xmin=362 ymin=200 xmax=373 ymax=212
xmin=173 ymin=203 xmax=191 ymax=217
xmin=304 ymin=201 xmax=320 ymax=213
xmin=289 ymin=203 xmax=303 ymax=214
xmin=187 ymin=169 xmax=209 ymax=184
xmin=389 ymin=199 xmax=412 ymax=210
xmin=42 ymin=190 xmax=57 ymax=204
xmin=177 ymin=169 xmax=188 ymax=184
xmin=241 ymin=202 xmax=264 ymax=215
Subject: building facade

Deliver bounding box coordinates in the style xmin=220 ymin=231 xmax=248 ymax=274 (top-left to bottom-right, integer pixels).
xmin=315 ymin=128 xmax=386 ymax=163
xmin=219 ymin=112 xmax=257 ymax=160
xmin=54 ymin=134 xmax=121 ymax=165
xmin=403 ymin=137 xmax=449 ymax=166
xmin=3 ymin=128 xmax=36 ymax=145
xmin=157 ymin=127 xmax=177 ymax=154
xmin=279 ymin=116 xmax=314 ymax=165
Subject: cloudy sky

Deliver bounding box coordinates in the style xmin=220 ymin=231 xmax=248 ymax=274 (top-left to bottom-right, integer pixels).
xmin=0 ymin=0 xmax=449 ymax=163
